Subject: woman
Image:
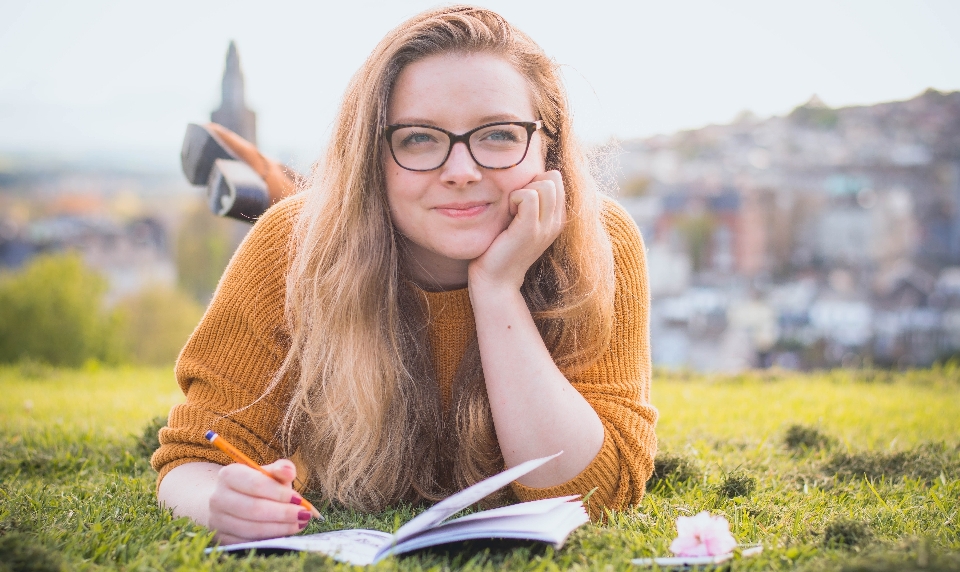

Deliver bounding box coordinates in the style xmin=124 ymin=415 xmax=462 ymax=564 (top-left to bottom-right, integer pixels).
xmin=154 ymin=5 xmax=657 ymax=545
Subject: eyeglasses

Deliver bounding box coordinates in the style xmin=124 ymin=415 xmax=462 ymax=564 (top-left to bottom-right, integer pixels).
xmin=384 ymin=121 xmax=542 ymax=172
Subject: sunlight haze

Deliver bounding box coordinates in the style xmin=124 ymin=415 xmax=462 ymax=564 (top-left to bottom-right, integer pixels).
xmin=1 ymin=0 xmax=958 ymax=171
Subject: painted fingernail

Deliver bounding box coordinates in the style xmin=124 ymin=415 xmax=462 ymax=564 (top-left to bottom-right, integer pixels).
xmin=290 ymin=494 xmax=303 ymax=505
xmin=299 ymin=521 xmax=308 ymax=530
xmin=298 ymin=510 xmax=311 ymax=521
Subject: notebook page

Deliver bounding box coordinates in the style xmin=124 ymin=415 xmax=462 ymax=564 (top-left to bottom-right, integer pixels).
xmin=444 ymin=495 xmax=580 ymax=525
xmin=210 ymin=529 xmax=393 ymax=565
xmin=390 ymin=451 xmax=562 ymax=545
xmin=381 ymin=500 xmax=588 ymax=560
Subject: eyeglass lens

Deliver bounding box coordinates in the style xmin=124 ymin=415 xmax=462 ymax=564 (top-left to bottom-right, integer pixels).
xmin=389 ymin=124 xmax=531 ymax=170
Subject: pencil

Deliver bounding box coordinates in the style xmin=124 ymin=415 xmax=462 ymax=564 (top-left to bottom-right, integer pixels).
xmin=204 ymin=430 xmax=321 ymax=519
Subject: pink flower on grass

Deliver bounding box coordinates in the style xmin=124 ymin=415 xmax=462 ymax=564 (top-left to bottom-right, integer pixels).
xmin=669 ymin=511 xmax=738 ymax=557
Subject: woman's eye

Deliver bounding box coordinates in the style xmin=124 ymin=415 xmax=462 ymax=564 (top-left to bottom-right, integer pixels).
xmin=482 ymin=130 xmax=520 ymax=142
xmin=400 ymin=132 xmax=438 ymax=147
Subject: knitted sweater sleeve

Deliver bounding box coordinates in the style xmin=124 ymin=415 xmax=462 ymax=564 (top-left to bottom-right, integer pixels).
xmin=510 ymin=198 xmax=658 ymax=517
xmin=150 ymin=197 xmax=301 ymax=486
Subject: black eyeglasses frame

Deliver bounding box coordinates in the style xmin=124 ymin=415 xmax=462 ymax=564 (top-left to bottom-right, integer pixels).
xmin=383 ymin=120 xmax=543 ymax=172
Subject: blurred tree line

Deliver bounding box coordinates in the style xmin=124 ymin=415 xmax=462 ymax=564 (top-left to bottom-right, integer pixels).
xmin=0 ymin=253 xmax=205 ymax=367
xmin=176 ymin=202 xmax=241 ymax=302
xmin=0 ymin=198 xmax=250 ymax=368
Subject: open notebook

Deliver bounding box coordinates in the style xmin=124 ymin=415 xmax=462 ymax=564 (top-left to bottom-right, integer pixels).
xmin=209 ymin=452 xmax=589 ymax=565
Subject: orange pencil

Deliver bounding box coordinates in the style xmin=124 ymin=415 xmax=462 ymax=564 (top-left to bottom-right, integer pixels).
xmin=205 ymin=430 xmax=321 ymax=519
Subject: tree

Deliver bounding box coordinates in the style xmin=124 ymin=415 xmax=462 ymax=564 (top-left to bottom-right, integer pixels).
xmin=114 ymin=286 xmax=204 ymax=366
xmin=678 ymin=214 xmax=715 ymax=273
xmin=175 ymin=201 xmax=244 ymax=302
xmin=0 ymin=253 xmax=123 ymax=366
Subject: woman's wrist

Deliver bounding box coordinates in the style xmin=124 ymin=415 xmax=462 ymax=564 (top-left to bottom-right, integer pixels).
xmin=467 ymin=272 xmax=524 ymax=308
xmin=157 ymin=461 xmax=221 ymax=527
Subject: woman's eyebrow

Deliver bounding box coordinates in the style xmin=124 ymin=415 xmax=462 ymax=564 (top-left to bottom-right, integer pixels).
xmin=389 ymin=113 xmax=527 ymax=128
xmin=390 ymin=117 xmax=440 ymax=126
xmin=475 ymin=113 xmax=525 ymax=123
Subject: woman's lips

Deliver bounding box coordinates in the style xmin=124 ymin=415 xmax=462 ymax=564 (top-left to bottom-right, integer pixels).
xmin=434 ymin=203 xmax=489 ymax=218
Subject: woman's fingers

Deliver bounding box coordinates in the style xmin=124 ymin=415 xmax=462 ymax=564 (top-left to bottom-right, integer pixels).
xmin=263 ymin=459 xmax=297 ymax=489
xmin=212 ymin=511 xmax=308 ymax=543
xmin=519 ymin=174 xmax=554 ymax=222
xmin=534 ymin=170 xmax=563 ymax=223
xmin=550 ymin=171 xmax=566 ymax=227
xmin=503 ymin=170 xmax=565 ymax=250
xmin=520 ymin=170 xmax=563 ymax=230
xmin=218 ymin=463 xmax=297 ymax=504
xmin=510 ymin=188 xmax=539 ymax=224
xmin=208 ymin=461 xmax=315 ymax=544
xmin=211 ymin=483 xmax=308 ymax=523
xmin=534 ymin=180 xmax=557 ymax=223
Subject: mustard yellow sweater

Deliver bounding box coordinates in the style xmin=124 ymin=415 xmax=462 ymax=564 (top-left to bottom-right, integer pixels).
xmin=152 ymin=195 xmax=658 ymax=517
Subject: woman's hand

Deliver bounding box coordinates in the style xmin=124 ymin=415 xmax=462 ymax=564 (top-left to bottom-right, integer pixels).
xmin=468 ymin=170 xmax=566 ymax=292
xmin=207 ymin=459 xmax=314 ymax=545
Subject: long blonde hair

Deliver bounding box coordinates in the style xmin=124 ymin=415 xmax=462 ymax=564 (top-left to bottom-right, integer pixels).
xmin=275 ymin=5 xmax=615 ymax=511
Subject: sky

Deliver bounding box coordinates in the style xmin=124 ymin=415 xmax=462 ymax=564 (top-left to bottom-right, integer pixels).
xmin=1 ymin=0 xmax=959 ymax=173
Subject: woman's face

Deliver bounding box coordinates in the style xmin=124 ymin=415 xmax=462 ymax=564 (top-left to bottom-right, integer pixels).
xmin=384 ymin=52 xmax=545 ymax=285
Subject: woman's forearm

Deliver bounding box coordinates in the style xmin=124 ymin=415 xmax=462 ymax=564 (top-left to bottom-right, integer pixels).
xmin=470 ymin=282 xmax=605 ymax=488
xmin=157 ymin=462 xmax=222 ymax=526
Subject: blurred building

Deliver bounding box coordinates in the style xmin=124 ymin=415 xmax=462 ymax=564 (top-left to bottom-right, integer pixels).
xmin=0 ymin=41 xmax=261 ymax=305
xmin=1 ymin=213 xmax=175 ymax=304
xmin=211 ymin=41 xmax=257 ymax=144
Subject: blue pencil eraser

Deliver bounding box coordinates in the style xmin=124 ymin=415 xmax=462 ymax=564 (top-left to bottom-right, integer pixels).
xmin=204 ymin=430 xmax=215 ymax=441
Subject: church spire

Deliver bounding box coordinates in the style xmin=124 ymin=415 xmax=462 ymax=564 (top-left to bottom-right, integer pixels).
xmin=211 ymin=41 xmax=257 ymax=144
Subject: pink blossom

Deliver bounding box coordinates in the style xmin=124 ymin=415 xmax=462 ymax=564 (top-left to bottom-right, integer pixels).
xmin=669 ymin=511 xmax=738 ymax=557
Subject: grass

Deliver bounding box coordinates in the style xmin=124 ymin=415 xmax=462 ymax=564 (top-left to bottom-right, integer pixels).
xmin=1 ymin=364 xmax=959 ymax=570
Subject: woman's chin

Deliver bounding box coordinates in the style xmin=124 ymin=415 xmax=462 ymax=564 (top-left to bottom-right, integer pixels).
xmin=427 ymin=234 xmax=497 ymax=262
xmin=438 ymin=245 xmax=490 ymax=262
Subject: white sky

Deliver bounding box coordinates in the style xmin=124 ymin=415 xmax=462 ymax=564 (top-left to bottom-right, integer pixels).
xmin=1 ymin=0 xmax=959 ymax=172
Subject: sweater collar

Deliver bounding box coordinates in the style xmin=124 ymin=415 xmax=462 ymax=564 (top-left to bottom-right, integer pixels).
xmin=416 ymin=286 xmax=473 ymax=323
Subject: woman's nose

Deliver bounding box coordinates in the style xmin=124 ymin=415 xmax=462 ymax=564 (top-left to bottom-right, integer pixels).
xmin=440 ymin=142 xmax=482 ymax=186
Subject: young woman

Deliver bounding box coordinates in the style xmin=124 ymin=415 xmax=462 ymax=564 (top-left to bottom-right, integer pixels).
xmin=154 ymin=5 xmax=657 ymax=545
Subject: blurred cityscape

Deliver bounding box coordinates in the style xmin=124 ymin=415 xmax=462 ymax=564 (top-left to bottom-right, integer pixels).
xmin=0 ymin=43 xmax=255 ymax=311
xmin=621 ymin=89 xmax=960 ymax=370
xmin=1 ymin=42 xmax=959 ymax=370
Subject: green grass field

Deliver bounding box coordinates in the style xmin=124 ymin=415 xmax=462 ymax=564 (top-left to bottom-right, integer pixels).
xmin=1 ymin=364 xmax=959 ymax=571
